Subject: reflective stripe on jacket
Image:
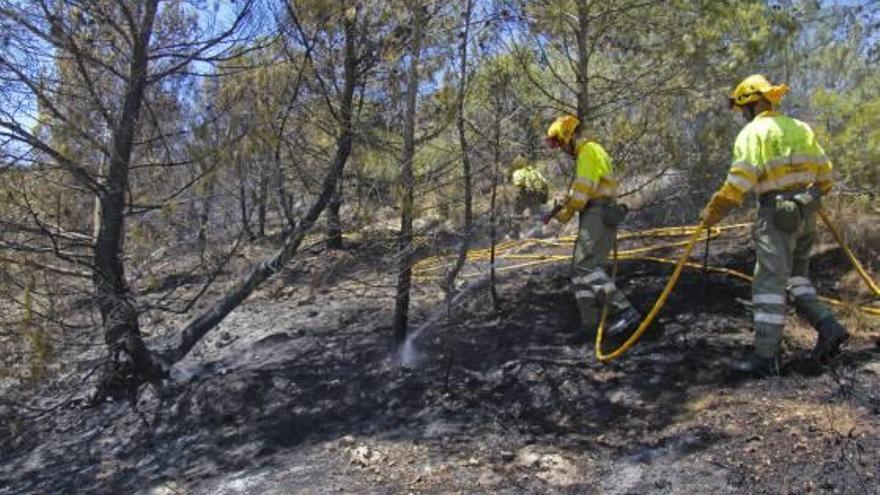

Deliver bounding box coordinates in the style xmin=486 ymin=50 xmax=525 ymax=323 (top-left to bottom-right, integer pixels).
xmin=558 ymin=141 xmax=617 ymax=221
xmin=717 ymin=111 xmax=833 ymax=205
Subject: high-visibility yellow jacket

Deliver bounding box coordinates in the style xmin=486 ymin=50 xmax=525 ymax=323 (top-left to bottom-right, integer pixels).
xmin=512 ymin=165 xmax=548 ymax=193
xmin=717 ymin=111 xmax=833 ymax=206
xmin=555 ymin=140 xmax=618 ymax=223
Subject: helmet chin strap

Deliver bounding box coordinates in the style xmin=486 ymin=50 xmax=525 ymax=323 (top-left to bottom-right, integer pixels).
xmin=742 ymin=102 xmax=758 ymax=122
xmin=554 ymin=160 xmax=567 ymax=176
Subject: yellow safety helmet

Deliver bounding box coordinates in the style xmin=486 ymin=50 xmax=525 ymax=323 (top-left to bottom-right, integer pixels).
xmin=728 ymin=74 xmax=789 ymax=110
xmin=546 ymin=115 xmax=580 ymax=146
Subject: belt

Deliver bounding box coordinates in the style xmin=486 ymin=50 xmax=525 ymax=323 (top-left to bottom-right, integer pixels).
xmin=587 ymin=197 xmax=614 ymax=207
xmin=758 ymin=189 xmax=806 ymax=208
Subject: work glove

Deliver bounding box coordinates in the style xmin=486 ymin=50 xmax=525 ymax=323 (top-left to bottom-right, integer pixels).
xmin=700 ymin=192 xmax=737 ymax=227
xmin=542 ymin=201 xmax=563 ymax=224
xmin=553 ymin=205 xmax=575 ymax=224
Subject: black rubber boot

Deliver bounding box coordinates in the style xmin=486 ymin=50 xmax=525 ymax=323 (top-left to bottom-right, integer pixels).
xmin=606 ymin=307 xmax=666 ymax=342
xmin=730 ymin=353 xmax=780 ymax=377
xmin=609 ymin=307 xmax=640 ymax=335
xmin=813 ymin=316 xmax=849 ymax=362
xmin=603 ymin=307 xmax=641 ymax=348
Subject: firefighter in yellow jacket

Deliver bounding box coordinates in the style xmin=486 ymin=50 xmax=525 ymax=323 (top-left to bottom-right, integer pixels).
xmin=701 ymin=74 xmax=849 ymax=375
xmin=511 ymin=156 xmax=548 ymax=238
xmin=512 ymin=156 xmax=549 ymax=215
xmin=544 ymin=115 xmax=640 ymax=338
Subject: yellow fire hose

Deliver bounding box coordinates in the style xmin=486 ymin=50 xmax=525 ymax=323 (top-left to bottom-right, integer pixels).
xmin=412 ymin=224 xmax=740 ymax=278
xmin=595 ymin=221 xmax=708 ymax=362
xmin=818 ymin=208 xmax=880 ymax=296
xmin=412 ymin=213 xmax=880 ymax=363
xmin=595 ymin=208 xmax=880 ymax=362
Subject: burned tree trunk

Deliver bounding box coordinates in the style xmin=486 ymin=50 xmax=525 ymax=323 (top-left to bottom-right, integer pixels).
xmin=488 ymin=96 xmax=502 ymax=312
xmin=392 ymin=3 xmax=424 ymax=346
xmin=326 ymin=178 xmax=344 ymax=249
xmin=575 ymin=0 xmax=591 ymax=123
xmin=256 ymin=164 xmax=268 ymax=238
xmin=0 ymin=1 xmax=260 ymax=397
xmin=442 ymin=0 xmax=474 ymax=296
xmin=197 ymin=168 xmax=217 ymax=246
xmin=274 ymin=135 xmax=297 ymax=233
xmin=239 ymin=171 xmax=256 ymax=241
xmin=93 ymin=0 xmax=164 ymax=388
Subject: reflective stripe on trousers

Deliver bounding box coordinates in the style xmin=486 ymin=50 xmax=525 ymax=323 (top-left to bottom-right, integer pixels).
xmin=751 ymin=203 xmax=834 ymax=356
xmin=572 ymin=268 xmax=622 ymax=305
xmin=752 ymin=291 xmax=786 ymax=356
xmin=787 ymin=275 xmax=831 ymax=325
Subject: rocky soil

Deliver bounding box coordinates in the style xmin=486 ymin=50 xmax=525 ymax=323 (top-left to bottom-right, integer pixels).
xmin=0 ymin=228 xmax=878 ymax=495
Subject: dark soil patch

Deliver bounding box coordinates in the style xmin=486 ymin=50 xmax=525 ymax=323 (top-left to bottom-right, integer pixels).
xmin=1 ymin=233 xmax=878 ymax=494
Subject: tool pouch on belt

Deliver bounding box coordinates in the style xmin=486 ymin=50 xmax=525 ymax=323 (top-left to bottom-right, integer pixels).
xmin=772 ymin=196 xmax=802 ymax=233
xmin=601 ymin=202 xmax=628 ymax=228
xmin=791 ymin=186 xmax=821 ymax=217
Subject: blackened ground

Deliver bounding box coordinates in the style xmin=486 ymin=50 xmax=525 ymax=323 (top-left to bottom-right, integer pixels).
xmin=0 ymin=233 xmax=878 ymax=495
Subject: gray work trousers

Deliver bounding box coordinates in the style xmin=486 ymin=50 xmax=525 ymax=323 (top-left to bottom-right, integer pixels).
xmin=571 ymin=202 xmax=633 ymax=330
xmin=751 ymin=204 xmax=836 ymax=357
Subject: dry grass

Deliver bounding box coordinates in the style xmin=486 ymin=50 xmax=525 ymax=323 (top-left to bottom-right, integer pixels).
xmin=822 ymin=195 xmax=880 ymax=337
xmin=823 ymin=194 xmax=880 ymax=268
xmin=772 ymin=399 xmax=873 ymax=439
